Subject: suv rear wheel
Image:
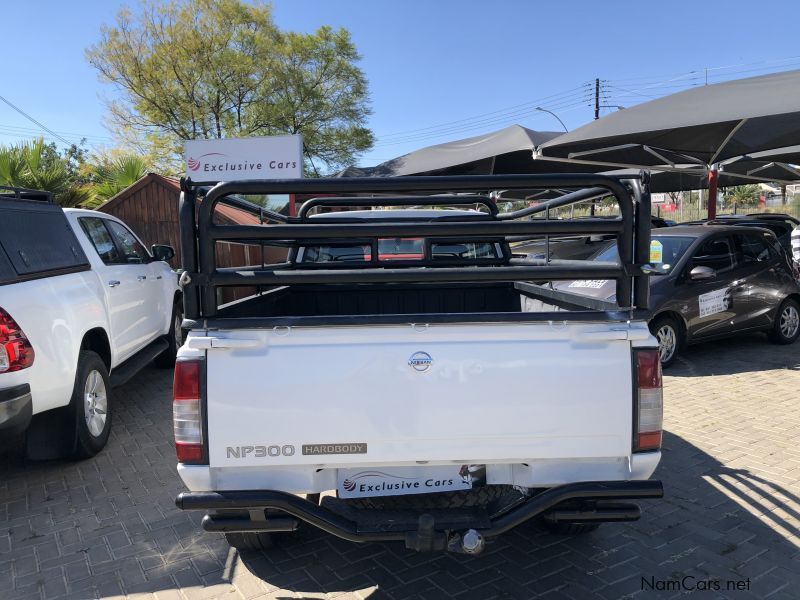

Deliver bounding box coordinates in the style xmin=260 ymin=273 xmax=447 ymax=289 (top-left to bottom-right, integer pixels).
xmin=73 ymin=351 xmax=112 ymax=458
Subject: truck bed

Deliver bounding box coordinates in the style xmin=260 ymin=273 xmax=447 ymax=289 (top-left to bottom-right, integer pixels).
xmin=218 ymin=282 xmax=524 ymax=318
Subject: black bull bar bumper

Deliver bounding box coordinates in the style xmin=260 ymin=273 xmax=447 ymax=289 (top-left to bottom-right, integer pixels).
xmin=176 ymin=480 xmax=663 ymax=552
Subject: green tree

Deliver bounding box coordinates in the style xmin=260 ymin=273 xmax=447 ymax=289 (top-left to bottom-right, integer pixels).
xmin=723 ymin=184 xmax=760 ymax=210
xmin=86 ymin=154 xmax=150 ymax=207
xmin=0 ymin=138 xmax=93 ymax=207
xmin=86 ymin=0 xmax=373 ymax=175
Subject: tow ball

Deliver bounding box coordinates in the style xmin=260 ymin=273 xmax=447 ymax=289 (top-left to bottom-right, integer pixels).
xmin=448 ymin=529 xmax=485 ymax=555
xmin=404 ymin=515 xmax=486 ymax=554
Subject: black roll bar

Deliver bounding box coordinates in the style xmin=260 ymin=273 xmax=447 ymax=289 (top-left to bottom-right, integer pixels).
xmin=180 ymin=174 xmax=648 ymax=319
xmin=300 ymin=194 xmax=499 ymax=218
xmin=496 ymin=187 xmax=608 ymax=219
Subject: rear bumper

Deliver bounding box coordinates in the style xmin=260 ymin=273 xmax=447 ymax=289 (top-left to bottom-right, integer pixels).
xmin=0 ymin=383 xmax=32 ymax=434
xmin=176 ymin=479 xmax=663 ymax=551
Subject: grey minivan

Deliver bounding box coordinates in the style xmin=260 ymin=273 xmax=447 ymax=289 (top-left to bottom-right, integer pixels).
xmin=555 ymin=225 xmax=800 ymax=367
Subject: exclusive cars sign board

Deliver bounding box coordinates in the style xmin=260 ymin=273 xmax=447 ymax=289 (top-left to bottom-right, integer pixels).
xmin=185 ymin=135 xmax=303 ymax=181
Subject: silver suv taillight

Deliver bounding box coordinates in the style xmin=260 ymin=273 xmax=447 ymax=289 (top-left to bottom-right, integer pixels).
xmin=634 ymin=349 xmax=663 ymax=452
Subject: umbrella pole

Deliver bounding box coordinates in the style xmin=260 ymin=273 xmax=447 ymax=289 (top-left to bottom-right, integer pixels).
xmin=707 ymin=167 xmax=719 ymax=219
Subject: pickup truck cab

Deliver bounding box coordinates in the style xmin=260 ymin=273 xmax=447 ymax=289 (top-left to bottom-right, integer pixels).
xmin=173 ymin=175 xmax=664 ymax=554
xmin=0 ymin=187 xmax=181 ymax=458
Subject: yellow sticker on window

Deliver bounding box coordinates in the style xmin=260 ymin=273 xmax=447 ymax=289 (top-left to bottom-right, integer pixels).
xmin=650 ymin=240 xmax=663 ymax=263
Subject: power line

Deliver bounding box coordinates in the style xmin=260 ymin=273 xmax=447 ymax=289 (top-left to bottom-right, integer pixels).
xmin=374 ymin=83 xmax=592 ymax=142
xmin=0 ymin=95 xmax=71 ymax=146
xmin=372 ymin=100 xmax=593 ymax=149
xmin=372 ymin=92 xmax=592 ymax=148
xmin=0 ymin=122 xmax=113 ymax=140
xmin=371 ymin=99 xmax=591 ymax=148
xmin=0 ymin=124 xmax=112 ymax=145
xmin=607 ymin=55 xmax=800 ymax=85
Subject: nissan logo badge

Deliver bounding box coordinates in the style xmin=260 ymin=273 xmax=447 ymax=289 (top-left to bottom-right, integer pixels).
xmin=408 ymin=351 xmax=433 ymax=372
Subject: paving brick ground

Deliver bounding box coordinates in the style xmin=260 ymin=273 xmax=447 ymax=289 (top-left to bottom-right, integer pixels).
xmin=1 ymin=332 xmax=799 ymax=599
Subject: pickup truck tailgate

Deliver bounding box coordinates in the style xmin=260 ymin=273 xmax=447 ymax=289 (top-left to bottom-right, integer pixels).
xmin=202 ymin=323 xmax=637 ymax=467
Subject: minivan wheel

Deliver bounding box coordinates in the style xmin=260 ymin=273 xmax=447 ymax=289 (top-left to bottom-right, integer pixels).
xmin=73 ymin=351 xmax=112 ymax=458
xmin=768 ymin=298 xmax=800 ymax=344
xmin=649 ymin=315 xmax=682 ymax=368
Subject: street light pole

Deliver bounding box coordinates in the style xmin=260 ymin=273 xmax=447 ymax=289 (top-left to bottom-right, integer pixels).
xmin=535 ymin=107 xmax=568 ymax=132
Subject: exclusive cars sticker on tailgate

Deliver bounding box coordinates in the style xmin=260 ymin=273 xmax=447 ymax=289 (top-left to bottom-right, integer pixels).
xmin=338 ymin=464 xmax=486 ymax=498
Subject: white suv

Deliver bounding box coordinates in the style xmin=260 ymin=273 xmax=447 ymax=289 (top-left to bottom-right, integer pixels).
xmin=0 ymin=189 xmax=180 ymax=459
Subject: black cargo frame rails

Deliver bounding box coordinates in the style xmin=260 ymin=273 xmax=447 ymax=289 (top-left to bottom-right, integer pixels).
xmin=178 ymin=173 xmax=653 ymax=320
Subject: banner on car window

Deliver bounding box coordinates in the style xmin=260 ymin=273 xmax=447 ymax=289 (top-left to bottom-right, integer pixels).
xmin=185 ymin=135 xmax=303 ymax=181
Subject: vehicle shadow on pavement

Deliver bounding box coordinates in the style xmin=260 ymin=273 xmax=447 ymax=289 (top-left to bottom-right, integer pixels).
xmin=669 ymin=332 xmax=800 ymax=377
xmin=227 ymin=429 xmax=800 ymax=599
xmin=1 ymin=366 xmax=799 ymax=599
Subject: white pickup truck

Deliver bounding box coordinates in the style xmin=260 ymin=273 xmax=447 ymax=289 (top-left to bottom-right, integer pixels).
xmin=173 ymin=175 xmax=664 ymax=554
xmin=0 ymin=187 xmax=181 ymax=459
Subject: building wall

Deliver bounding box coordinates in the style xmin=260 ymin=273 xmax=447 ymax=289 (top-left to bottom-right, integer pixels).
xmin=98 ymin=177 xmax=184 ymax=268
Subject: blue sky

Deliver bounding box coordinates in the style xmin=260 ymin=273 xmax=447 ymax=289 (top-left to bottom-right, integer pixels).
xmin=3 ymin=0 xmax=799 ymax=168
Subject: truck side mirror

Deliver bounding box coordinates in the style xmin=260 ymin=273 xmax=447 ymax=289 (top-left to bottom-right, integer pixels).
xmin=151 ymin=244 xmax=175 ymax=262
xmin=689 ymin=265 xmax=715 ymax=281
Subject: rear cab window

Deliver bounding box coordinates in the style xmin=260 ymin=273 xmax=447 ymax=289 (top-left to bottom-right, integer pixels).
xmin=297 ymin=238 xmax=502 ymax=264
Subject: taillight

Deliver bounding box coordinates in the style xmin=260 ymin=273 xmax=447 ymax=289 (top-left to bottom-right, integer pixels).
xmin=634 ymin=349 xmax=663 ymax=452
xmin=173 ymin=359 xmax=205 ymax=464
xmin=0 ymin=307 xmax=35 ymax=373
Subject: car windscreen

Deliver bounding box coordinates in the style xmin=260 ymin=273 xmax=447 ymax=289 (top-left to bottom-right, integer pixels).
xmin=592 ymin=236 xmax=695 ymax=274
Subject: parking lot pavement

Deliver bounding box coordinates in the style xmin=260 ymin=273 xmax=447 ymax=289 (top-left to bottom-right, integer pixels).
xmin=1 ymin=334 xmax=799 ymax=600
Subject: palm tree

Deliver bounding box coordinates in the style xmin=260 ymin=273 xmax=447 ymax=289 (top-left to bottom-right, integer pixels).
xmin=0 ymin=138 xmax=93 ymax=207
xmin=86 ymin=155 xmax=149 ymax=207
xmin=723 ymin=185 xmax=760 ymax=210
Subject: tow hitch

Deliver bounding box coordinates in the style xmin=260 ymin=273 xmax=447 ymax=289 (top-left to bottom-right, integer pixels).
xmin=448 ymin=529 xmax=486 ymax=555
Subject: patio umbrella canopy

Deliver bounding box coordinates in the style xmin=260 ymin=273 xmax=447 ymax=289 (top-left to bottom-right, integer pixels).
xmin=537 ymin=70 xmax=800 ymax=168
xmin=495 ymin=167 xmax=750 ymax=201
xmin=340 ymin=125 xmax=598 ymax=177
xmin=721 ymin=145 xmax=800 ymax=181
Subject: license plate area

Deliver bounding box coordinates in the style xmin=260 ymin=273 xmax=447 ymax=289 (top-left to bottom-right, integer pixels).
xmin=337 ymin=464 xmax=486 ymax=498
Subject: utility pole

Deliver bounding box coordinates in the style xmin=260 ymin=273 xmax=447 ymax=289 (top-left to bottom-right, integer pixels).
xmin=594 ymin=78 xmax=600 ymax=120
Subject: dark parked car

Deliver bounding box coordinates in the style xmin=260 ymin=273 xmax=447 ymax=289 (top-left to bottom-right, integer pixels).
xmin=554 ymin=225 xmax=800 ymax=367
xmin=513 ymin=216 xmax=672 ymax=261
xmin=683 ymin=213 xmax=799 ymax=255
